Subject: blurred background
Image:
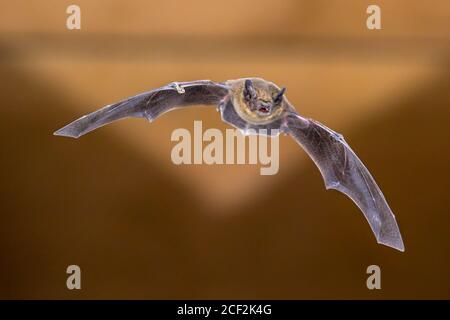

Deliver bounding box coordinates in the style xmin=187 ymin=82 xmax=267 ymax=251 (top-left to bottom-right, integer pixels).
xmin=0 ymin=0 xmax=449 ymax=299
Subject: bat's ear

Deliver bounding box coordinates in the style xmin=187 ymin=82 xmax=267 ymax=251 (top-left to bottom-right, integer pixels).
xmin=244 ymin=79 xmax=257 ymax=101
xmin=273 ymin=87 xmax=286 ymax=104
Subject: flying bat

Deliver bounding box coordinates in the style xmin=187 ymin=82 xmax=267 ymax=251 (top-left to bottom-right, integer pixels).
xmin=54 ymin=78 xmax=404 ymax=251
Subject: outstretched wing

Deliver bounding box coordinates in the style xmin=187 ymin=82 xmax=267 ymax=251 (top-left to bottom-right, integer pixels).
xmin=54 ymin=80 xmax=229 ymax=138
xmin=285 ymin=113 xmax=404 ymax=251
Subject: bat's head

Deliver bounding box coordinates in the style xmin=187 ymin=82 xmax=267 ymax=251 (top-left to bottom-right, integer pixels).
xmin=229 ymin=78 xmax=287 ymax=124
xmin=243 ymin=79 xmax=286 ymax=117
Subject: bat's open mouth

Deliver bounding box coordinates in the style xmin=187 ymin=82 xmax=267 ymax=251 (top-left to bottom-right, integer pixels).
xmin=258 ymin=107 xmax=270 ymax=114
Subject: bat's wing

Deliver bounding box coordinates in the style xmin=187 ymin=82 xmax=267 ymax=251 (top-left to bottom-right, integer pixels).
xmin=54 ymin=80 xmax=229 ymax=138
xmin=284 ymin=112 xmax=404 ymax=251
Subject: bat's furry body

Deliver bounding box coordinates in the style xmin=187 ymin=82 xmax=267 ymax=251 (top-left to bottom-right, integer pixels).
xmin=55 ymin=78 xmax=404 ymax=251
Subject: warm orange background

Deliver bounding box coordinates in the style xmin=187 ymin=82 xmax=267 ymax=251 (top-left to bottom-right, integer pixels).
xmin=0 ymin=0 xmax=449 ymax=299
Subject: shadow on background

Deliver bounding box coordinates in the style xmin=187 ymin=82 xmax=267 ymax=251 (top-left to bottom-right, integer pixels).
xmin=0 ymin=40 xmax=448 ymax=299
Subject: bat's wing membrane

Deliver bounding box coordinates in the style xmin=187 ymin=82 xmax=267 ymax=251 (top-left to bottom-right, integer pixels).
xmin=54 ymin=80 xmax=229 ymax=138
xmin=285 ymin=113 xmax=404 ymax=251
